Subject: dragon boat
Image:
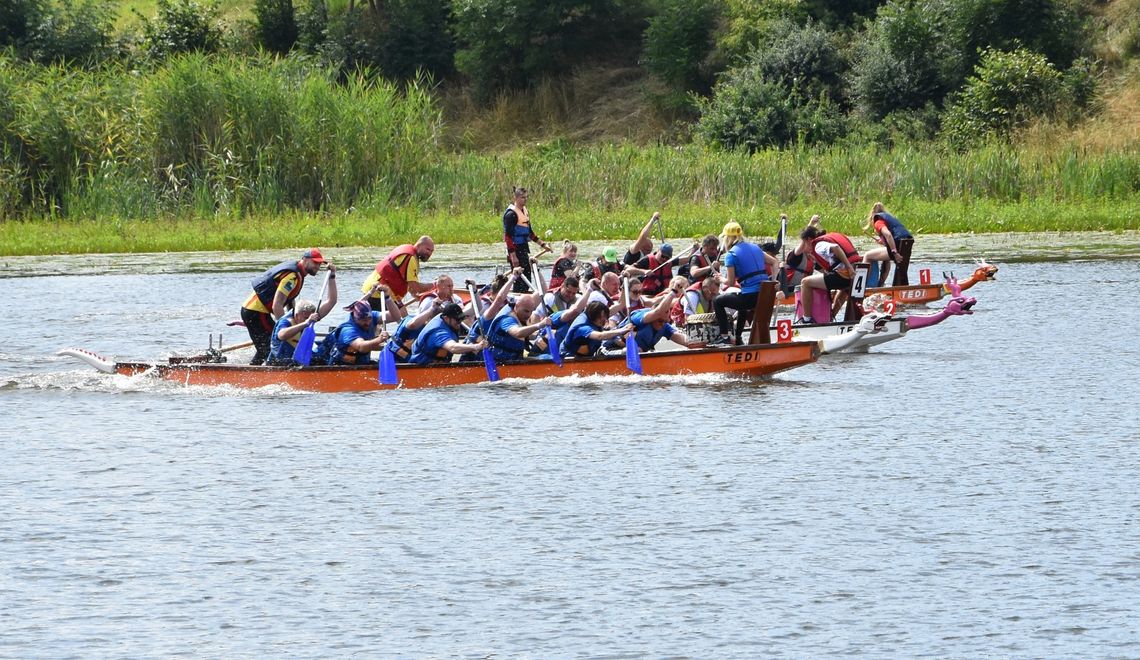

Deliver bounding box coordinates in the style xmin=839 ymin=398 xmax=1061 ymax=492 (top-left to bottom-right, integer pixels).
xmin=60 ymin=284 xmax=820 ymax=392
xmin=775 ymin=260 xmax=998 ymax=309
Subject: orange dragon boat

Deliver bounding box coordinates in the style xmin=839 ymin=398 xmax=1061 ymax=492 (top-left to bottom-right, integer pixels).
xmin=60 ymin=284 xmax=819 ymax=391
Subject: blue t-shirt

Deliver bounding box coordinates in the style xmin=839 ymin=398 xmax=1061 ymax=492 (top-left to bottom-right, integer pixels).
xmin=561 ymin=315 xmax=605 ymax=357
xmin=385 ymin=315 xmax=424 ymax=362
xmin=269 ymin=313 xmax=298 ymax=361
xmin=488 ymin=313 xmax=528 ymax=362
xmin=409 ymin=315 xmax=459 ymax=364
xmin=630 ymin=309 xmax=676 ymax=352
xmin=332 ymin=311 xmax=382 ymax=365
xmin=725 ymin=242 xmax=769 ymax=294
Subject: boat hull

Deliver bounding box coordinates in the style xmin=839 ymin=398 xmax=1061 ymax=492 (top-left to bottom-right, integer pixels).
xmin=783 ymin=318 xmax=907 ymax=352
xmin=113 ymin=342 xmax=821 ymax=392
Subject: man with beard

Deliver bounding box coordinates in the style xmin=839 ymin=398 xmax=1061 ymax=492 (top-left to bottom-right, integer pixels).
xmin=240 ymin=248 xmax=329 ymax=365
xmin=361 ymin=235 xmax=435 ymax=318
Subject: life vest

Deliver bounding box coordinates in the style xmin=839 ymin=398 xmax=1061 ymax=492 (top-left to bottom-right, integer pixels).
xmin=329 ymin=313 xmax=380 ymax=365
xmin=593 ymin=258 xmax=622 ymax=279
xmin=641 ymin=254 xmax=672 ymax=296
xmin=544 ymin=291 xmax=572 ymax=313
xmin=561 ymin=317 xmax=604 ymax=357
xmin=670 ymin=282 xmax=710 ymax=325
xmin=874 ymin=211 xmax=913 ymax=240
xmin=384 ymin=316 xmax=420 ymax=362
xmin=489 ymin=313 xmax=529 ymax=361
xmin=268 ymin=314 xmax=301 ymax=362
xmin=504 ymin=203 xmax=532 ymax=247
xmin=375 ymin=244 xmax=418 ymax=299
xmin=810 ymin=232 xmax=861 ymax=273
xmin=630 ymin=309 xmax=670 ymax=352
xmin=549 ymin=257 xmax=575 ymax=289
xmin=251 ymin=260 xmax=305 ymax=311
xmin=681 ymin=253 xmax=709 ymax=281
xmin=727 ymin=242 xmax=769 ymax=291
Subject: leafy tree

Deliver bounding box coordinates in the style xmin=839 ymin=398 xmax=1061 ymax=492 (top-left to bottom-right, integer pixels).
xmin=800 ymin=0 xmax=881 ymax=28
xmin=2 ymin=0 xmax=114 ymax=65
xmin=711 ymin=0 xmax=804 ymax=68
xmin=944 ymin=0 xmax=1087 ymax=79
xmin=319 ymin=0 xmax=452 ymax=81
xmin=295 ymin=0 xmax=328 ymax=54
xmin=695 ymin=61 xmax=844 ymax=150
xmin=641 ymin=0 xmax=720 ymax=96
xmin=1 ymin=0 xmax=48 ymax=50
xmin=850 ymin=1 xmax=957 ymax=119
xmin=942 ymin=47 xmax=1063 ymax=146
xmin=452 ymin=0 xmax=634 ymax=101
xmin=747 ymin=18 xmax=846 ymax=104
xmin=255 ymin=0 xmax=298 ymax=54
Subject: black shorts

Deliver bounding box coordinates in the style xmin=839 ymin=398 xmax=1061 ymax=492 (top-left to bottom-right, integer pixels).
xmin=823 ymin=271 xmax=852 ymax=291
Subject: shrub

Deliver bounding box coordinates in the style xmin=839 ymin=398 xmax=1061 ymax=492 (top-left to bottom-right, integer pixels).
xmin=641 ymin=0 xmax=720 ymax=96
xmin=942 ymin=48 xmax=1063 ymax=146
xmin=255 ymin=0 xmax=297 ymax=54
xmin=319 ymin=0 xmax=451 ymax=81
xmin=695 ymin=62 xmax=844 ymax=150
xmin=138 ymin=0 xmax=224 ymax=59
xmin=944 ymin=0 xmax=1087 ymax=81
xmin=747 ymin=18 xmax=846 ymax=104
xmin=295 ymin=0 xmax=328 ymax=54
xmin=711 ymin=0 xmax=804 ymax=68
xmin=0 ymin=0 xmax=47 ymax=50
xmin=850 ymin=1 xmax=957 ymax=119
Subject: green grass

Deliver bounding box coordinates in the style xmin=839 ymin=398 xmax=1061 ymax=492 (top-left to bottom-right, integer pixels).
xmin=2 ymin=198 xmax=1136 ymax=256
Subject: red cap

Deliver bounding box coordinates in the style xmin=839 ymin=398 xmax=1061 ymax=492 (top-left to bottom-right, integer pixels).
xmin=302 ymin=248 xmax=326 ymax=264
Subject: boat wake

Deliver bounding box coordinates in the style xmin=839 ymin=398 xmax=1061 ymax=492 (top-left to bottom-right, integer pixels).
xmin=0 ymin=368 xmax=302 ymax=398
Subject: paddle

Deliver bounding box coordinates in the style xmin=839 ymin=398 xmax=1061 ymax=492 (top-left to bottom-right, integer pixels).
xmin=776 ymin=213 xmax=788 ymax=258
xmin=466 ymin=282 xmax=500 ymax=382
xmin=377 ymin=292 xmax=398 ymax=385
xmin=642 ymin=242 xmax=698 ymax=277
xmin=292 ymin=268 xmax=332 ymax=366
xmin=521 ymin=271 xmax=563 ymax=367
xmin=622 ymin=276 xmax=643 ymax=375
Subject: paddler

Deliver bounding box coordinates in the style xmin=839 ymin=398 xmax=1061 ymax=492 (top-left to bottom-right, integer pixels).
xmin=799 ymin=226 xmax=861 ymax=323
xmin=560 ymin=301 xmax=634 ymax=358
xmin=503 ymin=187 xmax=550 ymax=292
xmin=325 ymin=300 xmax=391 ymax=366
xmin=408 ymin=302 xmax=488 ymax=364
xmin=267 ymin=275 xmax=340 ymax=366
xmin=240 ymin=248 xmax=329 ymax=365
xmin=621 ymin=285 xmax=692 ymax=353
xmin=361 ymin=235 xmax=435 ymax=318
xmin=681 ymin=234 xmax=722 ymax=283
xmin=486 ymin=293 xmax=551 ymax=363
xmin=622 ymin=242 xmax=674 ymax=297
xmin=670 ymin=274 xmax=721 ymax=326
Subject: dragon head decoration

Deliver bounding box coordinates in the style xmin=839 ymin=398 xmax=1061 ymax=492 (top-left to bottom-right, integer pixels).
xmin=944 ymin=295 xmax=977 ymax=316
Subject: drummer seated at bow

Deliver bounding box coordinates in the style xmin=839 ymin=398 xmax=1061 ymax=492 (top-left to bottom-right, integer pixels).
xmin=325 ymin=300 xmax=390 ymax=366
xmin=604 ymin=285 xmax=691 ymax=354
xmin=408 ymin=302 xmax=488 ymax=364
xmin=560 ymin=301 xmax=635 ymax=358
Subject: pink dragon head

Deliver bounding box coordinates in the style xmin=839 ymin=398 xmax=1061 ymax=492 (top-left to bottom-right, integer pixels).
xmin=944 ymin=296 xmax=977 ymax=315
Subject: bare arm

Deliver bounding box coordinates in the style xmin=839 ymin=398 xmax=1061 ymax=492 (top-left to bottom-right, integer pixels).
xmin=443 ymin=338 xmax=486 ymax=355
xmin=508 ymin=316 xmax=552 ymax=339
xmin=640 ymin=289 xmax=680 ymax=325
xmin=483 ymin=269 xmax=521 ymax=321
xmin=316 ymin=264 xmax=339 ymax=321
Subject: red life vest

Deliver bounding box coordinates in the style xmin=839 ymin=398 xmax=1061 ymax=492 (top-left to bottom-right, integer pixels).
xmin=375 ymin=244 xmax=418 ymax=299
xmin=641 ymin=254 xmax=672 ymax=296
xmin=810 ymin=232 xmax=861 ymax=273
xmin=670 ymin=281 xmax=709 ymax=325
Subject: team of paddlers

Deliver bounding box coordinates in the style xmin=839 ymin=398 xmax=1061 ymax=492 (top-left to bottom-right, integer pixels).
xmin=239 ymin=189 xmax=914 ymax=368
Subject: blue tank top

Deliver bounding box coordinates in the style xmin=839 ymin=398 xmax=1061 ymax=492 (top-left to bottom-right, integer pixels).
xmin=726 ymin=242 xmax=768 ymax=294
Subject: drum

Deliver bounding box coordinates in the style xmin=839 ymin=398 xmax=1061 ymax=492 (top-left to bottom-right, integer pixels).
xmin=684 ymin=312 xmax=719 ymax=343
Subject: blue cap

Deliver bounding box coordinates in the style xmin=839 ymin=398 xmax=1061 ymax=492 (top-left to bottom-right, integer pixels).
xmin=660 ymin=243 xmax=673 ymax=258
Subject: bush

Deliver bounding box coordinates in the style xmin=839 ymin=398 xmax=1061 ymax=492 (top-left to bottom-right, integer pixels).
xmin=453 ymin=0 xmax=633 ymax=102
xmin=944 ymin=0 xmax=1087 ymax=81
xmin=747 ymin=18 xmax=846 ymax=104
xmin=138 ymin=0 xmax=224 ymax=59
xmin=1 ymin=0 xmax=115 ymax=66
xmin=319 ymin=0 xmax=451 ymax=81
xmin=695 ymin=62 xmax=844 ymax=150
xmin=711 ymin=0 xmax=804 ymax=68
xmin=942 ymin=48 xmax=1063 ymax=146
xmin=255 ymin=0 xmax=297 ymax=54
xmin=850 ymin=1 xmax=957 ymax=119
xmin=0 ymin=0 xmax=46 ymax=50
xmin=641 ymin=0 xmax=720 ymax=96
xmin=295 ymin=0 xmax=327 ymax=54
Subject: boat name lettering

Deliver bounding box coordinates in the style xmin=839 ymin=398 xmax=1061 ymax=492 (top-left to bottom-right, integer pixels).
xmin=899 ymin=289 xmax=928 ymax=300
xmin=724 ymin=350 xmax=762 ymax=364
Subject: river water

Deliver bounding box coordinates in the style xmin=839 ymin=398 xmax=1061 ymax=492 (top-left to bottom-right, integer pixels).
xmin=2 ymin=233 xmax=1139 ymax=657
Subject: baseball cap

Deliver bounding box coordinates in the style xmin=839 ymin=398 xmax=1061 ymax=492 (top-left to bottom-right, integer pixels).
xmin=603 ymin=247 xmax=618 ymax=262
xmin=440 ymin=302 xmax=465 ymax=320
xmin=302 ymin=248 xmax=326 ymax=263
xmin=722 ymin=222 xmax=743 ymax=237
xmin=345 ymin=300 xmax=371 ymax=320
xmin=659 ymin=243 xmax=673 ymax=258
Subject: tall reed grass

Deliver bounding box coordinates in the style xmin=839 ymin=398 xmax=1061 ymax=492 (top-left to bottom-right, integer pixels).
xmin=0 ymin=53 xmax=1136 ymax=255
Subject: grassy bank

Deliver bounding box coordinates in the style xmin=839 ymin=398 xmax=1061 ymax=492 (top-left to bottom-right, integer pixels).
xmin=2 ymin=198 xmax=1135 ymax=256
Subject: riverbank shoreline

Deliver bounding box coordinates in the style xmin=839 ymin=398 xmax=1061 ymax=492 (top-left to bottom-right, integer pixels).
xmin=2 ymin=199 xmax=1136 ymax=257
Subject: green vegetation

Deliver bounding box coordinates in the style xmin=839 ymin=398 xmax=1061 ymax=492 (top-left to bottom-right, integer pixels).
xmin=0 ymin=0 xmax=1137 ymax=256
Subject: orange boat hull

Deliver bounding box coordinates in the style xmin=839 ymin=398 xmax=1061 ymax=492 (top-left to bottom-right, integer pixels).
xmin=114 ymin=342 xmax=820 ymax=392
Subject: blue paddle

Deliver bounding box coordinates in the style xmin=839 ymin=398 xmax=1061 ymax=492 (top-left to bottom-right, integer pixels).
xmin=622 ymin=276 xmax=643 ymax=375
xmin=467 ymin=283 xmax=500 ymax=382
xmin=292 ymin=268 xmax=331 ymax=366
xmin=521 ymin=270 xmax=563 ymax=367
xmin=377 ymin=292 xmax=398 ymax=385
